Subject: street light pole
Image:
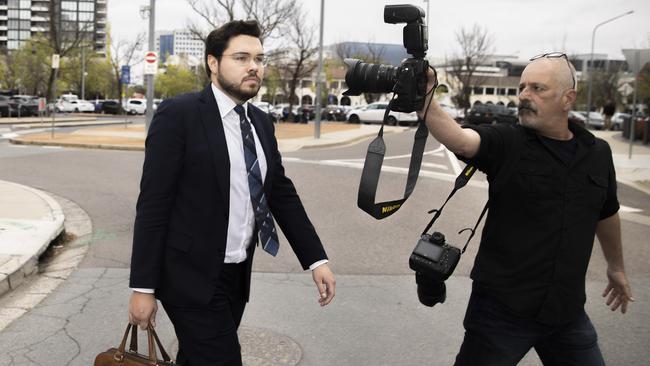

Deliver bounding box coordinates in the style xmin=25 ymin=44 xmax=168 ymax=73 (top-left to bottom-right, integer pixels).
xmin=314 ymin=0 xmax=324 ymax=139
xmin=145 ymin=0 xmax=156 ymax=131
xmin=81 ymin=45 xmax=85 ymax=100
xmin=586 ymin=10 xmax=633 ymax=126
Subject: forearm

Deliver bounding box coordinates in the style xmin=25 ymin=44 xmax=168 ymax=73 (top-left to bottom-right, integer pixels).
xmin=420 ymin=99 xmax=480 ymax=158
xmin=596 ymin=213 xmax=625 ymax=271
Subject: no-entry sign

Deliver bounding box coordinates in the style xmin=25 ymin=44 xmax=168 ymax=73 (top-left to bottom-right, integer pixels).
xmin=144 ymin=51 xmax=158 ymax=75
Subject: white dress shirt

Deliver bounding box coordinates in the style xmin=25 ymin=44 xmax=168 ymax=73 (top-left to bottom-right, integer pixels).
xmin=132 ymin=84 xmax=326 ymax=294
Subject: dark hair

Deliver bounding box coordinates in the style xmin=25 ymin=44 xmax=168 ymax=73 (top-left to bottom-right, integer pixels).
xmin=204 ymin=20 xmax=262 ymax=78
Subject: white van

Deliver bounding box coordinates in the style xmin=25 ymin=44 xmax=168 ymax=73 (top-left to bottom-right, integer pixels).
xmin=124 ymin=98 xmax=146 ymax=115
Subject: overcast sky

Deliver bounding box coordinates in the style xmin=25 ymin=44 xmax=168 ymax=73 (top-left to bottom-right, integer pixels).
xmin=109 ymin=0 xmax=649 ymax=63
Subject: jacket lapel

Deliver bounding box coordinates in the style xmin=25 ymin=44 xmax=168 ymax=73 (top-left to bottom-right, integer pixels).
xmin=198 ymin=85 xmax=230 ymax=213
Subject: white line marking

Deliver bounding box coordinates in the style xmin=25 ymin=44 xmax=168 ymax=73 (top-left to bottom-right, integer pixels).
xmin=620 ymin=205 xmax=643 ymax=213
xmin=444 ymin=145 xmax=462 ymax=176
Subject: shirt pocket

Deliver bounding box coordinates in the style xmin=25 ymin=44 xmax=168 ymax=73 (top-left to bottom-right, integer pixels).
xmin=574 ymin=173 xmax=608 ymax=211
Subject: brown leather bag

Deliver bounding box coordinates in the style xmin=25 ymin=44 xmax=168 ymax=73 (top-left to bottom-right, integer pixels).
xmin=94 ymin=323 xmax=175 ymax=366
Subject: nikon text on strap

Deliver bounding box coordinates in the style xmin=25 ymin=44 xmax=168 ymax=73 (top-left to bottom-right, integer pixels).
xmin=357 ymin=108 xmax=429 ymax=219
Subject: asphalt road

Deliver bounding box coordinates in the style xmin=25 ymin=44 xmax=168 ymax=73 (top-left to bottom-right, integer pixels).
xmin=0 ymin=127 xmax=648 ymax=365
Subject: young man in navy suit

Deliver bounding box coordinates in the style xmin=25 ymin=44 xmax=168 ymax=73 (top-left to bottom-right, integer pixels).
xmin=128 ymin=20 xmax=335 ymax=365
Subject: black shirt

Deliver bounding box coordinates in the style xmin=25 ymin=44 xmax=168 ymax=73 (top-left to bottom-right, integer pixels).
xmin=461 ymin=122 xmax=619 ymax=324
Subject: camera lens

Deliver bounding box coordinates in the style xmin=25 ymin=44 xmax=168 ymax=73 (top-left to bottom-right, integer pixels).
xmin=416 ymin=272 xmax=446 ymax=307
xmin=342 ymin=58 xmax=399 ymax=96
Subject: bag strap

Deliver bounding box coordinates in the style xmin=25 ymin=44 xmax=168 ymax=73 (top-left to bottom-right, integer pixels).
xmin=116 ymin=323 xmax=172 ymax=363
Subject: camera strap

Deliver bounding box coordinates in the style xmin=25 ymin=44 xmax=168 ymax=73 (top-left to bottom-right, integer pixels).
xmin=421 ymin=164 xmax=489 ymax=254
xmin=357 ymin=102 xmax=429 ymax=220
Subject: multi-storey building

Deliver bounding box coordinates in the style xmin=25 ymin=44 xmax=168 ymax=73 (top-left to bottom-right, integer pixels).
xmin=0 ymin=0 xmax=107 ymax=53
xmin=155 ymin=29 xmax=203 ymax=63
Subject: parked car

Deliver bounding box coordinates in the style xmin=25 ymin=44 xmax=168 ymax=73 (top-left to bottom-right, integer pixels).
xmin=346 ymin=102 xmax=418 ymax=126
xmin=440 ymin=103 xmax=462 ymax=122
xmin=0 ymin=95 xmax=13 ymax=117
xmin=466 ymin=104 xmax=518 ymax=125
xmin=9 ymin=96 xmax=40 ymax=117
xmin=153 ymin=99 xmax=163 ymax=111
xmin=273 ymin=103 xmax=299 ymax=121
xmin=579 ymin=111 xmax=605 ymax=130
xmin=611 ymin=112 xmax=631 ymax=131
xmin=101 ymin=100 xmax=121 ymax=114
xmin=54 ymin=98 xmax=94 ymax=113
xmin=124 ymin=98 xmax=146 ymax=115
xmin=321 ymin=105 xmax=348 ymax=121
xmin=568 ymin=111 xmax=586 ymax=127
xmin=252 ymin=101 xmax=277 ymax=122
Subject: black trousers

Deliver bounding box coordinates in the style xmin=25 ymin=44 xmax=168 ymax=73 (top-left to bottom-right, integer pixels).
xmin=163 ymin=262 xmax=247 ymax=366
xmin=454 ymin=290 xmax=605 ymax=366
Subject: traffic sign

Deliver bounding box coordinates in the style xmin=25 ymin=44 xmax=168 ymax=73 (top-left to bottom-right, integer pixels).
xmin=120 ymin=65 xmax=131 ymax=84
xmin=51 ymin=54 xmax=60 ymax=69
xmin=144 ymin=51 xmax=158 ymax=75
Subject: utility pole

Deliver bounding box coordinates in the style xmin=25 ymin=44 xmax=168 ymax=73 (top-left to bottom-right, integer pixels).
xmin=586 ymin=10 xmax=633 ymax=126
xmin=314 ymin=0 xmax=325 ymax=139
xmin=145 ymin=0 xmax=156 ymax=131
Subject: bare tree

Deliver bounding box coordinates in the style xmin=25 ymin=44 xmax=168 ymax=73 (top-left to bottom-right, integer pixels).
xmin=185 ymin=0 xmax=295 ymax=43
xmin=41 ymin=1 xmax=97 ymax=102
xmin=274 ymin=5 xmax=318 ymax=121
xmin=334 ymin=41 xmax=387 ymax=103
xmin=108 ymin=33 xmax=145 ymax=110
xmin=447 ymin=24 xmax=494 ymax=115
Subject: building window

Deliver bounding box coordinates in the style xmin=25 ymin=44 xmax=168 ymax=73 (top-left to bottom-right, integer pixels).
xmin=485 ymin=87 xmax=495 ymax=95
xmin=19 ymin=0 xmax=29 ymax=8
xmin=62 ymin=11 xmax=76 ymax=21
xmin=497 ymin=88 xmax=506 ymax=95
xmin=19 ymin=9 xmax=29 ymax=19
xmin=62 ymin=1 xmax=76 ymax=11
xmin=507 ymin=88 xmax=517 ymax=96
xmin=8 ymin=9 xmax=18 ymax=18
xmin=79 ymin=2 xmax=94 ymax=11
xmin=79 ymin=12 xmax=93 ymax=21
xmin=473 ymin=87 xmax=483 ymax=95
xmin=19 ymin=30 xmax=29 ymax=39
xmin=8 ymin=0 xmax=19 ymax=8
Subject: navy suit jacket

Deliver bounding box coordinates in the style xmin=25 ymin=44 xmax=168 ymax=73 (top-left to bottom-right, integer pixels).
xmin=130 ymin=85 xmax=327 ymax=306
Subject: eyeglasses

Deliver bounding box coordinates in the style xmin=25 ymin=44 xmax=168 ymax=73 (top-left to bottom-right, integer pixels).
xmin=221 ymin=52 xmax=268 ymax=67
xmin=529 ymin=52 xmax=576 ymax=89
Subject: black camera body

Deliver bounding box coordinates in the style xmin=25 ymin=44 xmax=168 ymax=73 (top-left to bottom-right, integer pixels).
xmin=342 ymin=4 xmax=429 ymax=113
xmin=409 ymin=232 xmax=460 ymax=307
xmin=409 ymin=232 xmax=461 ymax=282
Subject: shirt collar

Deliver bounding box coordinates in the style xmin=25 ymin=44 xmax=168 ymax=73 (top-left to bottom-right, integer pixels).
xmin=210 ymin=82 xmax=249 ymax=120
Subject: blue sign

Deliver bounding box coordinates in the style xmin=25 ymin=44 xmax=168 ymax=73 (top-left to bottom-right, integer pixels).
xmin=120 ymin=65 xmax=131 ymax=84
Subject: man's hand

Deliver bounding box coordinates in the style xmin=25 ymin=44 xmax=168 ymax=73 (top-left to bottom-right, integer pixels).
xmin=312 ymin=264 xmax=335 ymax=307
xmin=128 ymin=291 xmax=158 ymax=329
xmin=602 ymin=268 xmax=634 ymax=314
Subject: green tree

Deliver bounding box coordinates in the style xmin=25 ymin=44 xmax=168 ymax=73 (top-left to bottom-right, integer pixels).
xmin=59 ymin=49 xmax=116 ymax=100
xmin=3 ymin=36 xmax=52 ymax=96
xmin=575 ymin=66 xmax=625 ymax=111
xmin=638 ymin=63 xmax=650 ymax=110
xmin=155 ymin=65 xmax=198 ymax=98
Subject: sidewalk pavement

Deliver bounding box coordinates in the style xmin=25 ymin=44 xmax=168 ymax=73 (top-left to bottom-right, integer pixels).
xmin=0 ymin=123 xmax=649 ymax=364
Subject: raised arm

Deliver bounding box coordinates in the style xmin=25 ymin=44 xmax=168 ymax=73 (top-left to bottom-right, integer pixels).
xmin=418 ymin=68 xmax=481 ymax=159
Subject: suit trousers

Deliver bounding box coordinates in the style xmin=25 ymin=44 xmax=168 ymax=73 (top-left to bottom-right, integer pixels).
xmin=454 ymin=290 xmax=605 ymax=366
xmin=162 ymin=262 xmax=247 ymax=366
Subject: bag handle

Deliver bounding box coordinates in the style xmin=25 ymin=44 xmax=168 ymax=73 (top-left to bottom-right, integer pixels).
xmin=115 ymin=323 xmax=172 ymax=364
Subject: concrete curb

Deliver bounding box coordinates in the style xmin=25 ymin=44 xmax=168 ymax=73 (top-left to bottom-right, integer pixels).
xmin=0 ymin=181 xmax=65 ymax=298
xmin=8 ymin=138 xmax=144 ymax=151
xmin=10 ymin=120 xmax=132 ymax=130
xmin=0 ymin=192 xmax=92 ymax=331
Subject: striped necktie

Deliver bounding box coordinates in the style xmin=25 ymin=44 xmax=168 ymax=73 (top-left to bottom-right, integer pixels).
xmin=234 ymin=105 xmax=279 ymax=256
